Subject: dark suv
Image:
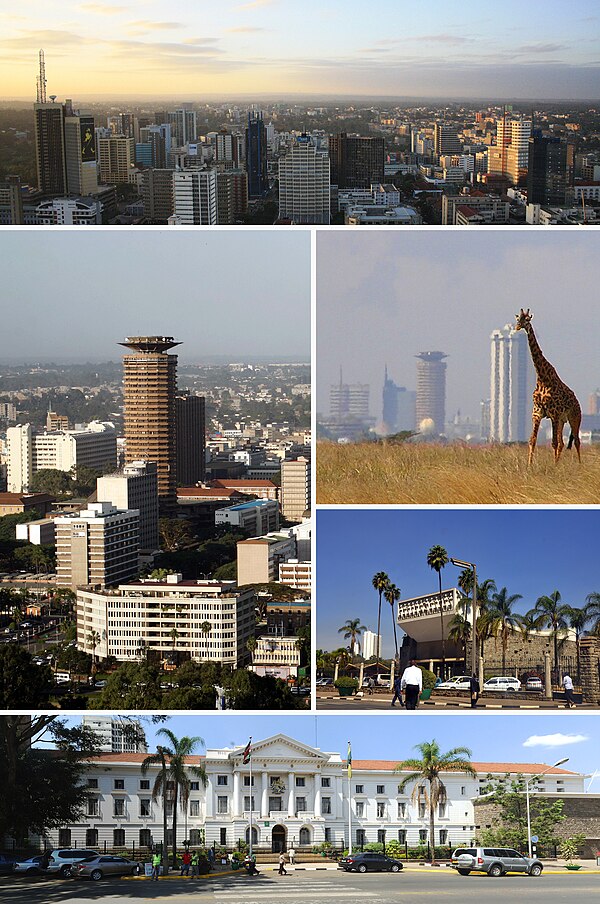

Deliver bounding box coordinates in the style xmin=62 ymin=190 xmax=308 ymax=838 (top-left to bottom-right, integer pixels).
xmin=451 ymin=847 xmax=543 ymax=877
xmin=338 ymin=852 xmax=403 ymax=873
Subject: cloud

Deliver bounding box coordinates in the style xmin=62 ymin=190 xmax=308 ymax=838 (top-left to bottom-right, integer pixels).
xmin=417 ymin=33 xmax=474 ymax=45
xmin=523 ymin=733 xmax=588 ymax=748
xmin=79 ymin=3 xmax=126 ymax=13
xmin=517 ymin=43 xmax=567 ymax=54
xmin=236 ymin=0 xmax=275 ymax=9
xmin=125 ymin=20 xmax=183 ymax=36
xmin=228 ymin=26 xmax=268 ymax=33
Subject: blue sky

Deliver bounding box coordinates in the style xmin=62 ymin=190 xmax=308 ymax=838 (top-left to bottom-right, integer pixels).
xmin=51 ymin=713 xmax=600 ymax=779
xmin=317 ymin=231 xmax=600 ymax=421
xmin=317 ymin=508 xmax=600 ymax=656
xmin=0 ymin=230 xmax=310 ymax=362
xmin=1 ymin=1 xmax=599 ymax=97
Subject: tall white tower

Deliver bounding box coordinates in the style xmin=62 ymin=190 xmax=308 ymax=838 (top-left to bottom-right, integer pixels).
xmin=489 ymin=324 xmax=534 ymax=442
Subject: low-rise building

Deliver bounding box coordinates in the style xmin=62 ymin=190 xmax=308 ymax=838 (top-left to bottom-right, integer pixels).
xmin=215 ymin=498 xmax=279 ymax=534
xmin=237 ymin=532 xmax=297 ymax=585
xmin=251 ymin=635 xmax=301 ymax=679
xmin=278 ymin=558 xmax=311 ymax=593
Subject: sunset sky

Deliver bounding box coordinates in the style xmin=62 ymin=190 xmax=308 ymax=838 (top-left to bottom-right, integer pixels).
xmin=1 ymin=1 xmax=599 ymax=99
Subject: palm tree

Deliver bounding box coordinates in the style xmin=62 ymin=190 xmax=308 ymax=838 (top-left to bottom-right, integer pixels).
xmin=169 ymin=627 xmax=179 ymax=655
xmin=566 ymin=606 xmax=590 ymax=681
xmin=337 ymin=618 xmax=367 ymax=657
xmin=530 ymin=591 xmax=571 ymax=683
xmin=384 ymin=583 xmax=401 ymax=659
xmin=396 ymin=740 xmax=476 ymax=864
xmin=585 ymin=592 xmax=600 ymax=634
xmin=489 ymin=587 xmax=524 ymax=675
xmin=372 ymin=572 xmax=390 ymax=668
xmin=155 ymin=729 xmax=207 ymax=868
xmin=87 ymin=629 xmax=101 ymax=682
xmin=246 ymin=636 xmax=257 ymax=665
xmin=141 ymin=745 xmax=170 ymax=874
xmin=447 ymin=613 xmax=470 ymax=666
xmin=426 ymin=546 xmax=449 ymax=680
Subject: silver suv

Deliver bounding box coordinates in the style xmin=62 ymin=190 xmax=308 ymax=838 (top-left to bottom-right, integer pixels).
xmin=46 ymin=849 xmax=101 ymax=878
xmin=451 ymin=847 xmax=543 ymax=877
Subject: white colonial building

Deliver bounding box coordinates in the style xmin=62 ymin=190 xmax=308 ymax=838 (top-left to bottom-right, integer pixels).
xmin=44 ymin=734 xmax=585 ymax=854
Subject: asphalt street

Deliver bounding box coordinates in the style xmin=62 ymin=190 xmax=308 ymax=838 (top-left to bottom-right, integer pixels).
xmin=1 ymin=866 xmax=597 ymax=903
xmin=315 ymin=692 xmax=593 ymax=711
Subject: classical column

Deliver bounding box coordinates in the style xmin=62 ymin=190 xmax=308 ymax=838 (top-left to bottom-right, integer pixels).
xmin=261 ymin=771 xmax=269 ymax=818
xmin=287 ymin=772 xmax=295 ymax=817
xmin=205 ymin=775 xmax=214 ymax=817
xmin=314 ymin=775 xmax=322 ymax=817
xmin=233 ymin=771 xmax=241 ymax=817
xmin=544 ymin=651 xmax=552 ymax=699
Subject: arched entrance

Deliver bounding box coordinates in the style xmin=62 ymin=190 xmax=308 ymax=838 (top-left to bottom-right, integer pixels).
xmin=271 ymin=825 xmax=286 ymax=853
xmin=245 ymin=826 xmax=258 ymax=846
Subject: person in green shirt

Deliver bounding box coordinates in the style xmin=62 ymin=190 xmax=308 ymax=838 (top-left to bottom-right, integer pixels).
xmin=191 ymin=851 xmax=199 ymax=878
xmin=151 ymin=852 xmax=162 ymax=881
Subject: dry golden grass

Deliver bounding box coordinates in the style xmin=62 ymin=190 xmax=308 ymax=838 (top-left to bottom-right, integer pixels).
xmin=317 ymin=441 xmax=600 ymax=505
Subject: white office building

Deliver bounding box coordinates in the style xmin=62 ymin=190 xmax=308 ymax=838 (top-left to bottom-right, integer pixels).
xmin=278 ymin=136 xmax=330 ymax=224
xmin=96 ymin=461 xmax=159 ymax=554
xmin=173 ymin=169 xmax=218 ymax=224
xmin=55 ymin=502 xmax=140 ymax=589
xmin=215 ymin=498 xmax=279 ymax=534
xmin=362 ymin=629 xmax=382 ymax=660
xmin=489 ymin=325 xmax=535 ymax=443
xmin=82 ymin=716 xmax=148 ymax=753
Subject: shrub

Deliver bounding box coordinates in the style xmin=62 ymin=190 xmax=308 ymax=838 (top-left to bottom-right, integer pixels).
xmin=420 ymin=667 xmax=437 ymax=690
xmin=334 ymin=676 xmax=359 ymax=689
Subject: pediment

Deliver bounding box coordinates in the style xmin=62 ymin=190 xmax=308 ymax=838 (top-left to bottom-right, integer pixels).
xmin=228 ymin=733 xmax=330 ymax=764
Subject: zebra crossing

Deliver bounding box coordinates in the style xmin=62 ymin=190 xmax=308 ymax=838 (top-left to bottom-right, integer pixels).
xmin=208 ymin=876 xmax=379 ymax=902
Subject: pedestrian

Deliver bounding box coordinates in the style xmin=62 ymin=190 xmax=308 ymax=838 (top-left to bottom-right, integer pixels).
xmin=278 ymin=852 xmax=287 ymax=875
xmin=367 ymin=675 xmax=374 ymax=695
xmin=391 ymin=673 xmax=404 ymax=707
xmin=563 ymin=671 xmax=576 ymax=708
xmin=191 ymin=851 xmax=199 ymax=878
xmin=469 ymin=673 xmax=480 ymax=709
xmin=207 ymin=845 xmax=215 ymax=870
xmin=244 ymin=853 xmax=259 ymax=876
xmin=151 ymin=851 xmax=162 ymax=882
xmin=181 ymin=849 xmax=192 ymax=876
xmin=288 ymin=846 xmax=296 ymax=866
xmin=400 ymin=658 xmax=423 ymax=710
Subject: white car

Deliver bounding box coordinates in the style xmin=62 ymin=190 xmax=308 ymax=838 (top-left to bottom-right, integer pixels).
xmin=437 ymin=676 xmax=472 ymax=690
xmin=484 ymin=676 xmax=521 ymax=692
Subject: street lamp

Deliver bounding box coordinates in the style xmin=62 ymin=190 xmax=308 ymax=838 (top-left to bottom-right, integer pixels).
xmin=450 ymin=557 xmax=477 ymax=680
xmin=525 ymin=758 xmax=569 ymax=858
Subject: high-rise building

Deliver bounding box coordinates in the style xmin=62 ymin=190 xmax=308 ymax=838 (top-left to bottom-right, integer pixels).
xmin=120 ymin=336 xmax=180 ymax=514
xmin=168 ymin=109 xmax=197 ymax=147
xmin=382 ymin=366 xmax=416 ymax=434
xmin=280 ymin=457 xmax=310 ymax=523
xmin=82 ymin=716 xmax=147 ymax=753
xmin=172 ymin=169 xmax=218 ymax=224
xmin=488 ymin=116 xmax=532 ymax=185
xmin=329 ymin=133 xmax=385 ymax=188
xmin=97 ymin=135 xmax=136 ymax=184
xmin=362 ymin=629 xmax=382 ymax=660
xmin=489 ymin=325 xmax=534 ymax=443
xmin=55 ymin=502 xmax=139 ymax=588
xmin=527 ymin=130 xmax=571 ymax=207
xmin=64 ymin=114 xmax=98 ymax=195
xmin=245 ymin=112 xmax=268 ymax=197
xmin=141 ymin=168 xmax=174 ymax=223
xmin=215 ymin=129 xmax=243 ymax=167
xmin=434 ymin=123 xmax=461 ymax=158
xmin=216 ymin=169 xmax=248 ymax=223
xmin=278 ymin=136 xmax=330 ymax=224
xmin=176 ymin=394 xmax=206 ymax=486
xmin=34 ymin=101 xmax=67 ymax=195
xmin=330 ymin=377 xmax=370 ymax=421
xmin=96 ymin=461 xmax=159 ymax=554
xmin=415 ymin=351 xmax=447 ymax=436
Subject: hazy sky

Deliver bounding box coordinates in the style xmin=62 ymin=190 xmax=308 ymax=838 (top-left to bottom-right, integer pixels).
xmin=0 ymin=229 xmax=310 ymax=362
xmin=54 ymin=714 xmax=600 ymax=777
xmin=1 ymin=1 xmax=599 ymax=98
xmin=317 ymin=231 xmax=600 ymax=423
xmin=317 ymin=508 xmax=600 ymax=657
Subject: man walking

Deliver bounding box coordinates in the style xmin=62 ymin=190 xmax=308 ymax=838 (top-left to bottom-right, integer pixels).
xmin=391 ymin=673 xmax=403 ymax=707
xmin=181 ymin=849 xmax=192 ymax=876
xmin=469 ymin=673 xmax=480 ymax=709
xmin=288 ymin=846 xmax=296 ymax=866
xmin=563 ymin=671 xmax=576 ymax=708
xmin=400 ymin=658 xmax=422 ymax=710
xmin=278 ymin=852 xmax=288 ymax=876
xmin=151 ymin=851 xmax=162 ymax=881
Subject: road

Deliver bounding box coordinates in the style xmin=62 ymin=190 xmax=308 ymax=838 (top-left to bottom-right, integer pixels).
xmin=316 ymin=692 xmax=593 ymax=711
xmin=1 ymin=866 xmax=597 ymax=903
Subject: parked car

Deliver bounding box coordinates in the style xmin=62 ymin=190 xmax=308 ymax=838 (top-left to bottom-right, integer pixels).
xmin=338 ymin=852 xmax=403 ymax=873
xmin=0 ymin=854 xmax=16 ymax=875
xmin=45 ymin=849 xmax=100 ymax=878
xmin=483 ymin=676 xmax=521 ymax=692
xmin=13 ymin=855 xmax=44 ymax=876
xmin=436 ymin=675 xmax=472 ymax=690
xmin=316 ymin=678 xmax=333 ymax=686
xmin=72 ymin=856 xmax=140 ymax=881
xmin=526 ymin=677 xmax=543 ymax=691
xmin=451 ymin=847 xmax=543 ymax=877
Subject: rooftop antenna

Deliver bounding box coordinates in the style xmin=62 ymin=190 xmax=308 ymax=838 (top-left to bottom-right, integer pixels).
xmin=36 ymin=49 xmax=47 ymax=104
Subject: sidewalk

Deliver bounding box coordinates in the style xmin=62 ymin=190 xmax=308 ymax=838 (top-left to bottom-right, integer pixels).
xmin=316 ymin=691 xmax=597 ymax=710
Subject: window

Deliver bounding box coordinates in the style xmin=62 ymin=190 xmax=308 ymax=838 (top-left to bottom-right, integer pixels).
xmin=113 ymin=829 xmax=125 ymax=847
xmin=140 ymin=780 xmax=150 ymax=790
xmin=217 ymin=796 xmax=228 ymax=814
xmin=376 ymin=785 xmax=385 ymax=794
xmin=419 ymin=829 xmax=428 ymax=843
xmin=244 ymin=776 xmax=255 ymax=787
xmin=139 ymin=829 xmax=152 ymax=847
xmin=440 ymin=830 xmax=448 ymax=844
xmin=140 ymin=799 xmax=151 ymax=817
xmin=269 ymin=796 xmax=282 ymax=811
xmin=244 ymin=796 xmax=255 ymax=811
xmin=355 ymin=784 xmax=364 ymax=794
xmin=398 ymin=830 xmax=406 ymax=844
xmin=377 ymin=802 xmax=385 ymax=818
xmin=324 ymin=828 xmax=332 ymax=842
xmin=88 ymin=778 xmax=98 ymax=788
xmin=191 ymin=781 xmax=200 ymax=791
xmin=217 ymin=775 xmax=228 ymax=786
xmin=296 ymin=797 xmax=306 ymax=812
xmin=321 ymin=797 xmax=331 ymax=815
xmin=377 ymin=830 xmax=386 ymax=844
xmin=397 ymin=802 xmax=406 ymax=818
xmin=438 ymin=802 xmax=447 ymax=818
xmin=86 ymin=829 xmax=98 ymax=847
xmin=321 ymin=777 xmax=331 ymax=788
xmin=220 ymin=828 xmax=227 ymax=845
xmin=190 ymin=800 xmax=200 ymax=817
xmin=418 ymin=802 xmax=426 ymax=818
xmin=356 ymin=801 xmax=365 ymax=817
xmin=87 ymin=798 xmax=99 ymax=817
xmin=460 ymin=786 xmax=466 ymax=796
xmin=356 ymin=829 xmax=366 ymax=846
xmin=296 ymin=777 xmax=305 ymax=787
xmin=114 ymin=798 xmax=125 ymax=817
xmin=114 ymin=779 xmax=125 ymax=790
xmin=59 ymin=829 xmax=71 ymax=847
xmin=299 ymin=827 xmax=310 ymax=846
xmin=189 ymin=830 xmax=202 ymax=846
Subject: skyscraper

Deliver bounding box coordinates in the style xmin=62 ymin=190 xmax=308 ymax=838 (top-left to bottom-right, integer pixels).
xmin=245 ymin=112 xmax=268 ymax=197
xmin=172 ymin=169 xmax=218 ymax=224
xmin=434 ymin=123 xmax=461 ymax=157
xmin=278 ymin=136 xmax=330 ymax=224
xmin=280 ymin=457 xmax=311 ymax=523
xmin=415 ymin=352 xmax=447 ymax=436
xmin=168 ymin=108 xmax=197 ymax=147
xmin=489 ymin=324 xmax=534 ymax=443
xmin=382 ymin=366 xmax=416 ymax=434
xmin=120 ymin=336 xmax=180 ymax=514
xmin=34 ymin=100 xmax=67 ymax=195
xmin=330 ymin=373 xmax=370 ymax=421
xmin=176 ymin=393 xmax=206 ymax=486
xmin=329 ymin=133 xmax=385 ymax=188
xmin=96 ymin=461 xmax=159 ymax=554
xmin=489 ymin=116 xmax=532 ymax=185
xmin=64 ymin=113 xmax=98 ymax=195
xmin=527 ymin=130 xmax=571 ymax=206
xmin=97 ymin=135 xmax=136 ymax=184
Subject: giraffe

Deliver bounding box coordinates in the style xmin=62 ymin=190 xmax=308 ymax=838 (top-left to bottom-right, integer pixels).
xmin=514 ymin=308 xmax=581 ymax=466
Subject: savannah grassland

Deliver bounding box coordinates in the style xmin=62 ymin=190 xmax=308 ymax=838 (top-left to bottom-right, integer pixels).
xmin=317 ymin=442 xmax=600 ymax=505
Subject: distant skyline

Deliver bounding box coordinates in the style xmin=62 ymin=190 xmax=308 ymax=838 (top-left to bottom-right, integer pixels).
xmin=317 ymin=508 xmax=600 ymax=657
xmin=52 ymin=714 xmax=600 ymax=779
xmin=1 ymin=2 xmax=599 ymax=99
xmin=1 ymin=230 xmax=310 ymax=361
xmin=317 ymin=231 xmax=600 ymax=424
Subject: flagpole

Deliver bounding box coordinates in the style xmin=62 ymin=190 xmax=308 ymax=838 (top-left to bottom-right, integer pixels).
xmin=347 ymin=740 xmax=352 ymax=856
xmin=248 ymin=737 xmax=253 ymax=858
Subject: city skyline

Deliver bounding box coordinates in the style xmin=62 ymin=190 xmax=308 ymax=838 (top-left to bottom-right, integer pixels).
xmin=317 ymin=508 xmax=600 ymax=657
xmin=1 ymin=230 xmax=310 ymax=360
xmin=317 ymin=231 xmax=600 ymax=424
xmin=1 ymin=2 xmax=599 ymax=99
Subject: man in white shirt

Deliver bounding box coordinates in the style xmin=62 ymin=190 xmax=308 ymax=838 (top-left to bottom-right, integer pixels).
xmin=562 ymin=672 xmax=576 ymax=708
xmin=400 ymin=658 xmax=423 ymax=710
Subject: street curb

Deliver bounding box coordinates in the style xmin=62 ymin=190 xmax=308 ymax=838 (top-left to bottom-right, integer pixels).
xmin=124 ymin=869 xmax=231 ymax=881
